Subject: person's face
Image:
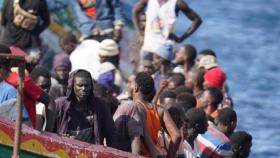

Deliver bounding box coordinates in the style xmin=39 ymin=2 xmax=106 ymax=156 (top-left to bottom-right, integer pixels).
xmin=60 ymin=42 xmax=76 ymax=55
xmin=74 ymin=76 xmax=92 ymax=102
xmin=139 ymin=14 xmax=146 ymax=31
xmin=239 ymin=140 xmax=252 ymax=158
xmin=162 ymin=98 xmax=176 ymax=108
xmin=152 ymin=54 xmax=164 ymax=71
xmin=167 ymin=81 xmax=177 ymax=90
xmin=197 ymin=90 xmax=211 ymax=109
xmin=36 ymin=76 xmax=51 ymax=93
xmin=55 ymin=66 xmax=70 ymax=81
xmin=195 ymin=54 xmax=204 ymax=65
xmin=143 ymin=60 xmax=154 ymax=75
xmin=174 ymin=47 xmax=186 ymax=65
xmin=99 ymin=56 xmax=108 ymax=63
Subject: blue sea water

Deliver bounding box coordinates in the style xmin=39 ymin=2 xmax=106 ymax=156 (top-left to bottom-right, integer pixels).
xmin=176 ymin=0 xmax=280 ymax=157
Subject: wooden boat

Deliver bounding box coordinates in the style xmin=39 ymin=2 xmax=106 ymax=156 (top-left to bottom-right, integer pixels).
xmin=0 ymin=54 xmax=142 ymax=158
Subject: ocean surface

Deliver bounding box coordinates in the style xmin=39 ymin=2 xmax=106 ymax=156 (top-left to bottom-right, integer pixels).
xmin=176 ymin=0 xmax=280 ymax=157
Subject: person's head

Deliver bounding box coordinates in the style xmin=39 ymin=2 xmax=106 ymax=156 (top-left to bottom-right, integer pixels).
xmin=131 ymin=72 xmax=155 ymax=102
xmin=174 ymin=85 xmax=193 ymax=95
xmin=30 ymin=67 xmax=51 ymax=93
xmin=176 ymin=93 xmax=196 ymax=113
xmin=198 ymin=55 xmax=218 ymax=70
xmin=168 ymin=106 xmax=184 ymax=129
xmin=198 ymin=87 xmax=223 ymax=115
xmin=97 ymin=62 xmax=116 ymax=90
xmin=142 ymin=54 xmax=155 ymax=75
xmin=230 ymin=131 xmax=252 ymax=158
xmin=203 ymin=67 xmax=226 ymax=90
xmin=139 ymin=12 xmax=146 ymax=31
xmin=53 ymin=53 xmax=71 ymax=82
xmin=216 ymin=108 xmax=237 ymax=137
xmin=196 ymin=49 xmax=217 ymax=64
xmin=0 ymin=43 xmax=12 ymax=81
xmin=152 ymin=44 xmax=174 ymax=71
xmin=174 ymin=44 xmax=197 ymax=66
xmin=159 ymin=90 xmax=176 ymax=108
xmin=184 ymin=108 xmax=208 ymax=138
xmin=70 ymin=70 xmax=93 ymax=103
xmin=59 ymin=31 xmax=78 ymax=55
xmin=185 ymin=68 xmax=204 ymax=91
xmin=167 ymin=73 xmax=185 ymax=90
xmin=99 ymin=39 xmax=119 ymax=67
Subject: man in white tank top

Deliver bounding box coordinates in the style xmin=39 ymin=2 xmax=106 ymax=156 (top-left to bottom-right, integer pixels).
xmin=133 ymin=0 xmax=202 ymax=60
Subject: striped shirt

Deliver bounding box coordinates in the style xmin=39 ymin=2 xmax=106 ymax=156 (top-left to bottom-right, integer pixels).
xmin=195 ymin=122 xmax=232 ymax=158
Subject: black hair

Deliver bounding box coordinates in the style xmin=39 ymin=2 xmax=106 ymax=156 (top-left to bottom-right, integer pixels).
xmin=185 ymin=108 xmax=207 ymax=128
xmin=184 ymin=44 xmax=197 ymax=64
xmin=93 ymin=83 xmax=109 ymax=98
xmin=144 ymin=52 xmax=153 ymax=61
xmin=174 ymin=85 xmax=193 ymax=95
xmin=176 ymin=93 xmax=196 ymax=112
xmin=159 ymin=90 xmax=176 ymax=104
xmin=30 ymin=67 xmax=51 ymax=82
xmin=199 ymin=49 xmax=217 ymax=57
xmin=74 ymin=70 xmax=92 ymax=79
xmin=169 ymin=73 xmax=185 ymax=87
xmin=59 ymin=31 xmax=78 ymax=46
xmin=207 ymin=87 xmax=223 ymax=108
xmin=135 ymin=72 xmax=155 ymax=101
xmin=230 ymin=131 xmax=252 ymax=151
xmin=217 ymin=107 xmax=237 ymax=125
xmin=168 ymin=106 xmax=184 ymax=128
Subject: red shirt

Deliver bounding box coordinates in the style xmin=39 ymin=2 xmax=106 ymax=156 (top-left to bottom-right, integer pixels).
xmin=6 ymin=72 xmax=43 ymax=127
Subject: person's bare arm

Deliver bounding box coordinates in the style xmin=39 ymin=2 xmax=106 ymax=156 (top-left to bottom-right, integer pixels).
xmin=38 ymin=93 xmax=56 ymax=132
xmin=169 ymin=0 xmax=202 ymax=42
xmin=158 ymin=107 xmax=181 ymax=158
xmin=132 ymin=0 xmax=148 ymax=37
xmin=131 ymin=136 xmax=141 ymax=155
xmin=152 ymin=80 xmax=168 ymax=104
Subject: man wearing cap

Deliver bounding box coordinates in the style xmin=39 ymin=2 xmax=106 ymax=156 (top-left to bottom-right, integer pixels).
xmin=151 ymin=44 xmax=174 ymax=90
xmin=98 ymin=39 xmax=124 ymax=94
xmin=198 ymin=55 xmax=233 ymax=108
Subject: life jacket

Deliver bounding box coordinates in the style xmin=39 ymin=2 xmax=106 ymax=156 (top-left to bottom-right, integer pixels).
xmin=13 ymin=0 xmax=38 ymax=31
xmin=137 ymin=101 xmax=161 ymax=156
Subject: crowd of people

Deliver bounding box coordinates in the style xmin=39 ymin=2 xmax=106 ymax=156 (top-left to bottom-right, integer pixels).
xmin=0 ymin=0 xmax=252 ymax=158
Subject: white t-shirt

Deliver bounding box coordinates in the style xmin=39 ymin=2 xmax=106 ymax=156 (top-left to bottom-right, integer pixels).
xmin=70 ymin=40 xmax=101 ymax=79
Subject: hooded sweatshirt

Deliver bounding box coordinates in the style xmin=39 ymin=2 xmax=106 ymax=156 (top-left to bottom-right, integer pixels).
xmin=54 ymin=69 xmax=117 ymax=147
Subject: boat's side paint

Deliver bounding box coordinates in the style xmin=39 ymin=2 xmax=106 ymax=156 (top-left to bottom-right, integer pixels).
xmin=0 ymin=116 xmax=143 ymax=158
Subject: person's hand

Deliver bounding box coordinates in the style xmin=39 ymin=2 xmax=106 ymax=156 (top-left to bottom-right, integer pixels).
xmin=168 ymin=33 xmax=182 ymax=43
xmin=113 ymin=29 xmax=122 ymax=43
xmin=159 ymin=80 xmax=169 ymax=91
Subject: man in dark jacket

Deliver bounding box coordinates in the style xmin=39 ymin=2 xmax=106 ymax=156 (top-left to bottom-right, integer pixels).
xmin=0 ymin=0 xmax=50 ymax=60
xmin=54 ymin=69 xmax=117 ymax=147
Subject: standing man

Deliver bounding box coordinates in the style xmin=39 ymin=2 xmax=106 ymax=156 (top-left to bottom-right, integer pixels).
xmin=54 ymin=69 xmax=117 ymax=147
xmin=133 ymin=0 xmax=202 ymax=56
xmin=1 ymin=0 xmax=50 ymax=61
xmin=130 ymin=72 xmax=181 ymax=158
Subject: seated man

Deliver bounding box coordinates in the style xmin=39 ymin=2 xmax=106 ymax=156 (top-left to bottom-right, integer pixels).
xmin=54 ymin=69 xmax=117 ymax=147
xmin=195 ymin=108 xmax=236 ymax=158
xmin=0 ymin=43 xmax=55 ymax=131
xmin=30 ymin=67 xmax=52 ymax=131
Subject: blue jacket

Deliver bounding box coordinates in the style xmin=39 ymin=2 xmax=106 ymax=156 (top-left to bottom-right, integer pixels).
xmin=47 ymin=0 xmax=125 ymax=37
